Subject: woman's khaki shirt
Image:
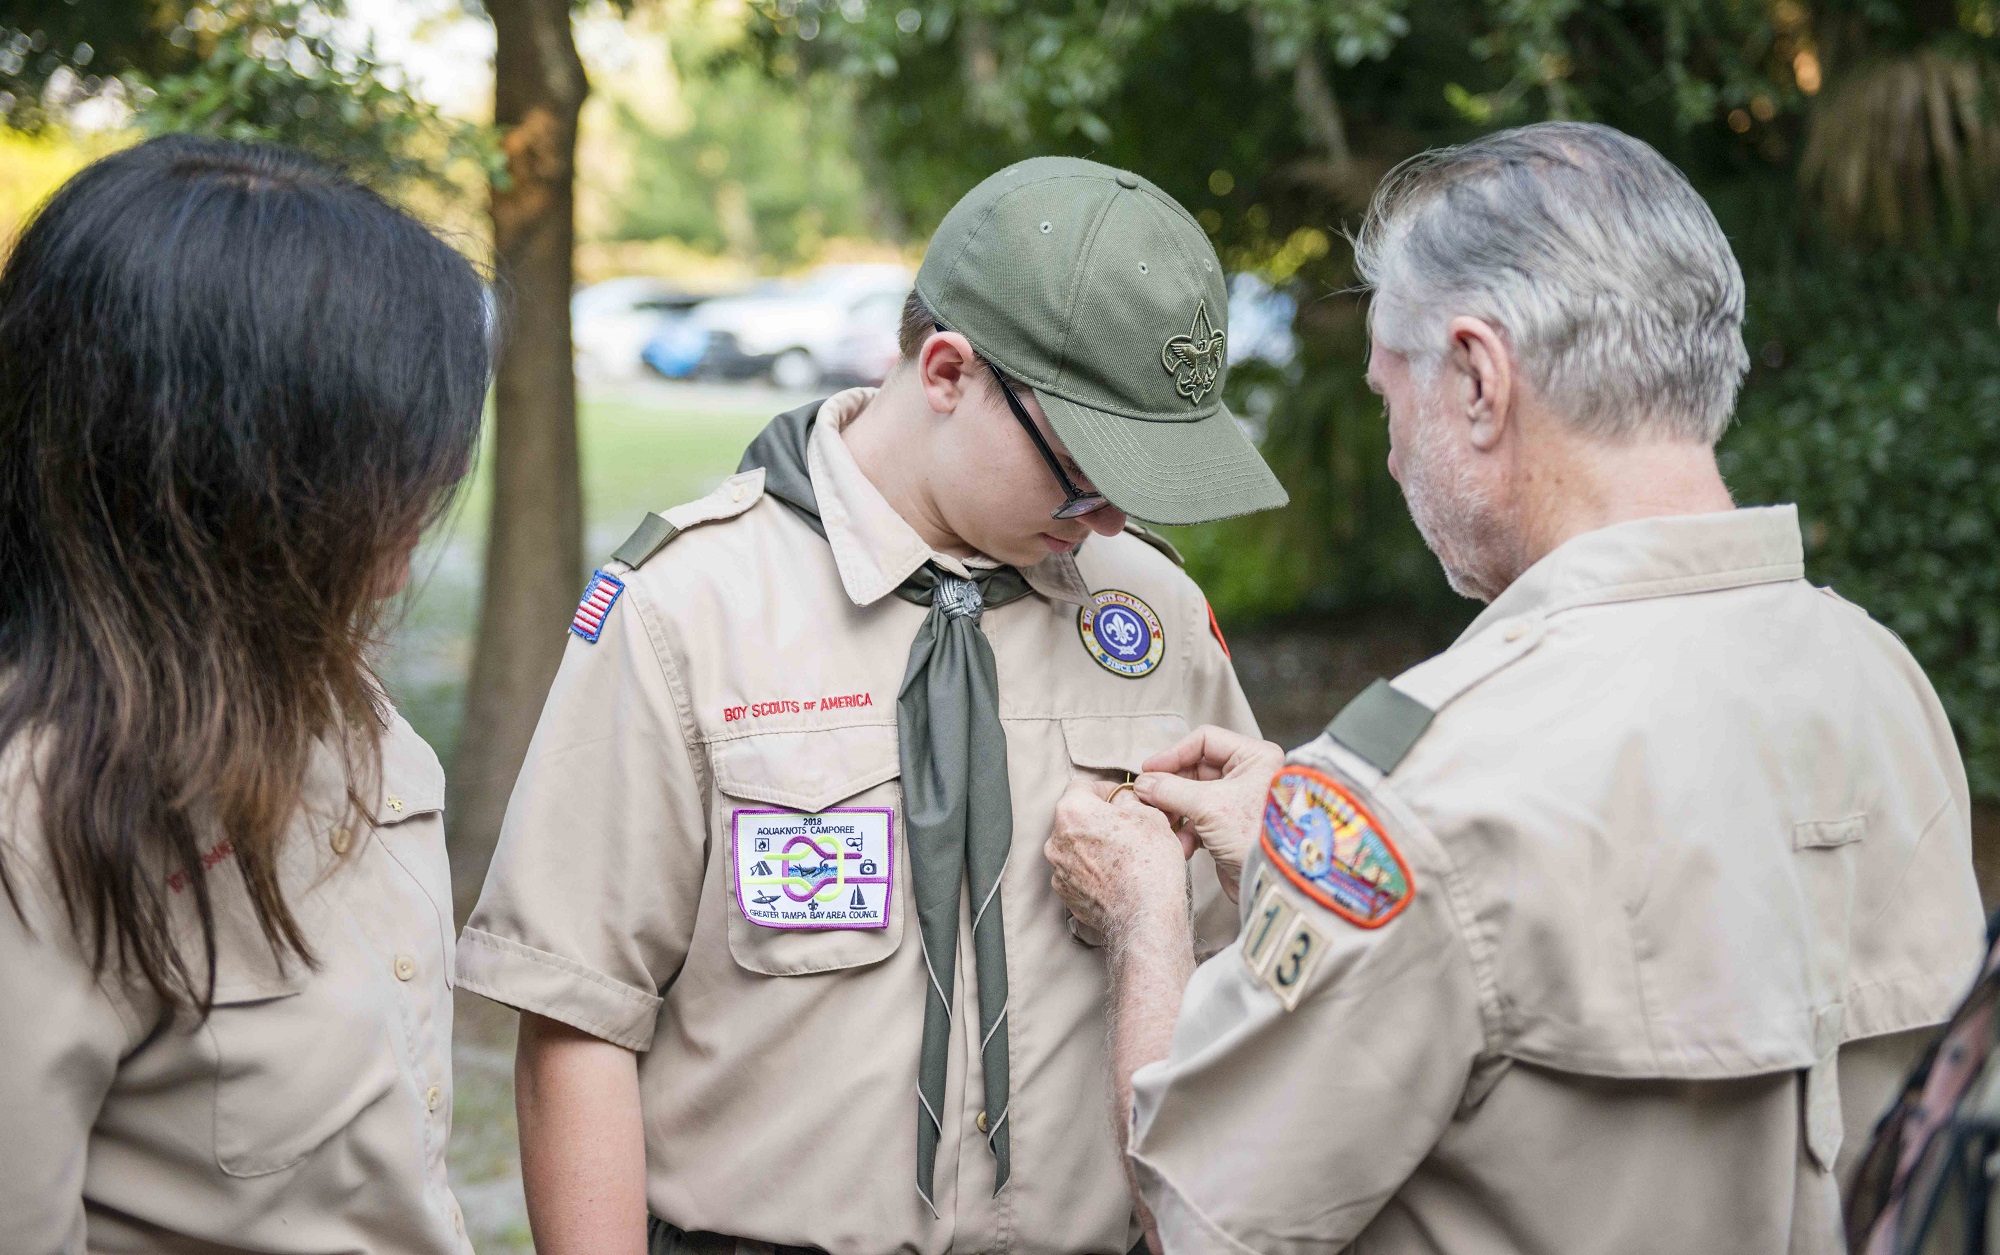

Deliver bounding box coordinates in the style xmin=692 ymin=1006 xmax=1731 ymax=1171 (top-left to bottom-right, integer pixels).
xmin=0 ymin=710 xmax=470 ymax=1255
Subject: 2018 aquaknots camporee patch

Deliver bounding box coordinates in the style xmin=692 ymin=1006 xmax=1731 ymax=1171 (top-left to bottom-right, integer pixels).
xmin=731 ymin=808 xmax=894 ymax=930
xmin=1260 ymin=765 xmax=1414 ymax=929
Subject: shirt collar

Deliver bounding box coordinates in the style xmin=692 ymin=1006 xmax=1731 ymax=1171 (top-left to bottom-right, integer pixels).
xmin=807 ymin=388 xmax=1088 ymax=608
xmin=1460 ymin=505 xmax=1806 ymax=643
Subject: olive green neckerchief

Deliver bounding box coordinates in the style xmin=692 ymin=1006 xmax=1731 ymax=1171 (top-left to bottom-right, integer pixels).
xmin=741 ymin=401 xmax=1029 ymax=1209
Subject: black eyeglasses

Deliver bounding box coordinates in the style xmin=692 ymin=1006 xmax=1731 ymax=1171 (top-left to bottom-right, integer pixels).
xmin=989 ymin=366 xmax=1112 ymax=520
xmin=931 ymin=320 xmax=1112 ymax=520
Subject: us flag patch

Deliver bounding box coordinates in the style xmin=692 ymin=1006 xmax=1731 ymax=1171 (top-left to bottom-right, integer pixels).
xmin=570 ymin=570 xmax=624 ymax=643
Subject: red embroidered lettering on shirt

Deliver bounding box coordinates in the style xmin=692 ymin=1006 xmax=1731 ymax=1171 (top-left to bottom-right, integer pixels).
xmin=167 ymin=838 xmax=236 ymax=893
xmin=721 ymin=692 xmax=874 ymax=723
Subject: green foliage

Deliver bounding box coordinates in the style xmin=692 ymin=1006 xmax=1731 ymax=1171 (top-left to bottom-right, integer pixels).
xmin=1 ymin=0 xmax=186 ymax=131
xmin=132 ymin=3 xmax=496 ymax=194
xmin=3 ymin=2 xmax=495 ymax=194
xmin=615 ymin=58 xmax=870 ymax=265
xmin=753 ymin=0 xmax=2000 ymax=791
xmin=1721 ymin=226 xmax=2000 ymax=797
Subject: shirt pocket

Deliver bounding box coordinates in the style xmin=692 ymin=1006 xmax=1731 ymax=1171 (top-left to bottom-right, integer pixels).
xmin=204 ymin=914 xmax=401 ymax=1177
xmin=711 ymin=723 xmax=907 ymax=977
xmin=1059 ymin=714 xmax=1222 ymax=950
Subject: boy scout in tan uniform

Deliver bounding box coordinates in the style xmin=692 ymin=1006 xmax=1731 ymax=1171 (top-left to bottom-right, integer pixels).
xmin=1124 ymin=508 xmax=1986 ymax=1253
xmin=462 ymin=157 xmax=1288 ymax=1255
xmin=0 ymin=714 xmax=471 ymax=1254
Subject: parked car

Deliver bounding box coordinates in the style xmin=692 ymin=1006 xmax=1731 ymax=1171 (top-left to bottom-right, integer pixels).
xmin=820 ymin=287 xmax=906 ymax=385
xmin=644 ymin=263 xmax=914 ymax=389
xmin=571 ymin=277 xmax=710 ymax=380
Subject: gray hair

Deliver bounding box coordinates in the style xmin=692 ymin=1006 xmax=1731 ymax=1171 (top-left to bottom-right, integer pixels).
xmin=1352 ymin=122 xmax=1749 ymax=445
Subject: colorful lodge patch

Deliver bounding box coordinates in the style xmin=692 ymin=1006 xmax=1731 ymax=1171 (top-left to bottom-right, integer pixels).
xmin=1078 ymin=589 xmax=1165 ymax=678
xmin=570 ymin=569 xmax=623 ymax=643
xmin=1261 ymin=765 xmax=1413 ymax=929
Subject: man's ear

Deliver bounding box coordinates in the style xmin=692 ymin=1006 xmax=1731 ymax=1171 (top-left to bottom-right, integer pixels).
xmin=917 ymin=331 xmax=979 ymax=415
xmin=1447 ymin=316 xmax=1513 ymax=453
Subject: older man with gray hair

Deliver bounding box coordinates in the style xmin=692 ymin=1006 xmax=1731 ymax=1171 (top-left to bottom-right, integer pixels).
xmin=1043 ymin=121 xmax=1986 ymax=1254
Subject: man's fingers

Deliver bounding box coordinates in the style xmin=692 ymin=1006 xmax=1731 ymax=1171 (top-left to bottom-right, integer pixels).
xmin=1133 ymin=771 xmax=1216 ymax=826
xmin=1139 ymin=725 xmax=1238 ymax=777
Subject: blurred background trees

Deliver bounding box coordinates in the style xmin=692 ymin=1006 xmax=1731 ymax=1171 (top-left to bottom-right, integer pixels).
xmin=5 ymin=0 xmax=1999 ymax=811
xmin=747 ymin=0 xmax=2000 ymax=793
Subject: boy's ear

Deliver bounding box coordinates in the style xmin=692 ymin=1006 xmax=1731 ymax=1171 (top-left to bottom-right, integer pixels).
xmin=918 ymin=331 xmax=980 ymax=414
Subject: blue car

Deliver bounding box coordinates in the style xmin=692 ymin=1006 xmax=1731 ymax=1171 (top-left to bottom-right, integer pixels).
xmin=641 ymin=314 xmax=712 ymax=379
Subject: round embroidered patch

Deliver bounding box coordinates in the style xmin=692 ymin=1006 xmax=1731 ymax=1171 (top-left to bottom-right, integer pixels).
xmin=1261 ymin=765 xmax=1414 ymax=929
xmin=1078 ymin=589 xmax=1166 ymax=678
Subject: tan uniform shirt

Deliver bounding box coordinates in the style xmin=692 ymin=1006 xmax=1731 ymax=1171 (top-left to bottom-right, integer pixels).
xmin=0 ymin=710 xmax=469 ymax=1255
xmin=461 ymin=388 xmax=1256 ymax=1255
xmin=1129 ymin=506 xmax=1986 ymax=1255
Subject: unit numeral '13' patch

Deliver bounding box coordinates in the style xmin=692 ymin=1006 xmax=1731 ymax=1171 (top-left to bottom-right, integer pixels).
xmin=1241 ymin=881 xmax=1327 ymax=1010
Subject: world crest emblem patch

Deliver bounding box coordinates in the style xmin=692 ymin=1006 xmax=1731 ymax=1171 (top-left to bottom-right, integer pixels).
xmin=1161 ymin=299 xmax=1225 ymax=405
xmin=1078 ymin=589 xmax=1165 ymax=678
xmin=1261 ymin=765 xmax=1414 ymax=929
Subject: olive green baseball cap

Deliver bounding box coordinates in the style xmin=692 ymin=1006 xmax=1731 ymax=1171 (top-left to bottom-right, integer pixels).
xmin=915 ymin=156 xmax=1288 ymax=526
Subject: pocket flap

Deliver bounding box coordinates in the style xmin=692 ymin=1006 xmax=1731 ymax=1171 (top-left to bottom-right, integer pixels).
xmin=713 ymin=724 xmax=900 ymax=812
xmin=1794 ymin=815 xmax=1865 ymax=850
xmin=209 ymin=961 xmax=310 ymax=1006
xmin=374 ymin=720 xmax=446 ymax=825
xmin=1061 ymin=714 xmax=1192 ymax=775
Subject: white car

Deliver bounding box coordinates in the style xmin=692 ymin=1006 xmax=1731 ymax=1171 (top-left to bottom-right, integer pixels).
xmin=685 ymin=263 xmax=914 ymax=389
xmin=571 ymin=277 xmax=707 ymax=381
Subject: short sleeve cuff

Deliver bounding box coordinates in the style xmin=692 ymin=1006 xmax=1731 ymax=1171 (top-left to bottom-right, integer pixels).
xmin=455 ymin=928 xmax=662 ymax=1052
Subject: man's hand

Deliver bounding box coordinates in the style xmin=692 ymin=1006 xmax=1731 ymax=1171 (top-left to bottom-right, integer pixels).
xmin=1134 ymin=725 xmax=1286 ymax=903
xmin=1045 ymin=779 xmax=1190 ymax=944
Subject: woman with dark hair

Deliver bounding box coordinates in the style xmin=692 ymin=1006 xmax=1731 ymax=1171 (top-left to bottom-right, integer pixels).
xmin=0 ymin=135 xmax=489 ymax=1252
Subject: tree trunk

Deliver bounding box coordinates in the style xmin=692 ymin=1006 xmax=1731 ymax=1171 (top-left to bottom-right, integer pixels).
xmin=449 ymin=0 xmax=588 ymax=920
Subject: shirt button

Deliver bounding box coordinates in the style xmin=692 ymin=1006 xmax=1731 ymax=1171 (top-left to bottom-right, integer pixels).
xmin=976 ymin=1110 xmax=989 ymax=1133
xmin=453 ymin=1208 xmax=464 ymax=1236
xmin=387 ymin=795 xmax=405 ymax=812
xmin=1502 ymin=621 xmax=1527 ymax=642
xmin=426 ymin=1084 xmax=442 ymax=1113
xmin=730 ymin=483 xmax=748 ymax=503
xmin=329 ymin=827 xmax=354 ymax=855
xmin=394 ymin=955 xmax=417 ymax=981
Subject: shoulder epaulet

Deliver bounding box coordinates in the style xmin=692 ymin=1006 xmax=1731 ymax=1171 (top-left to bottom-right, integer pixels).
xmin=1122 ymin=522 xmax=1184 ymax=567
xmin=1327 ymin=612 xmax=1548 ymax=775
xmin=610 ymin=469 xmax=766 ymax=571
xmin=1324 ymin=680 xmax=1436 ymax=776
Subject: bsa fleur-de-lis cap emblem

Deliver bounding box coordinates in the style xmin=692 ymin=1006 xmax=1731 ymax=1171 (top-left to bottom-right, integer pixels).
xmin=914 ymin=156 xmax=1288 ymax=525
xmin=1162 ymin=300 xmax=1226 ymax=405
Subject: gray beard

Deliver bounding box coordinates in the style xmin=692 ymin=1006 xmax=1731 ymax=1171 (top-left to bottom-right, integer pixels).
xmin=1398 ymin=399 xmax=1509 ymax=603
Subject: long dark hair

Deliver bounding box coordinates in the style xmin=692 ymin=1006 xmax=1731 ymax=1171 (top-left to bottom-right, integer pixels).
xmin=0 ymin=136 xmax=489 ymax=1013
